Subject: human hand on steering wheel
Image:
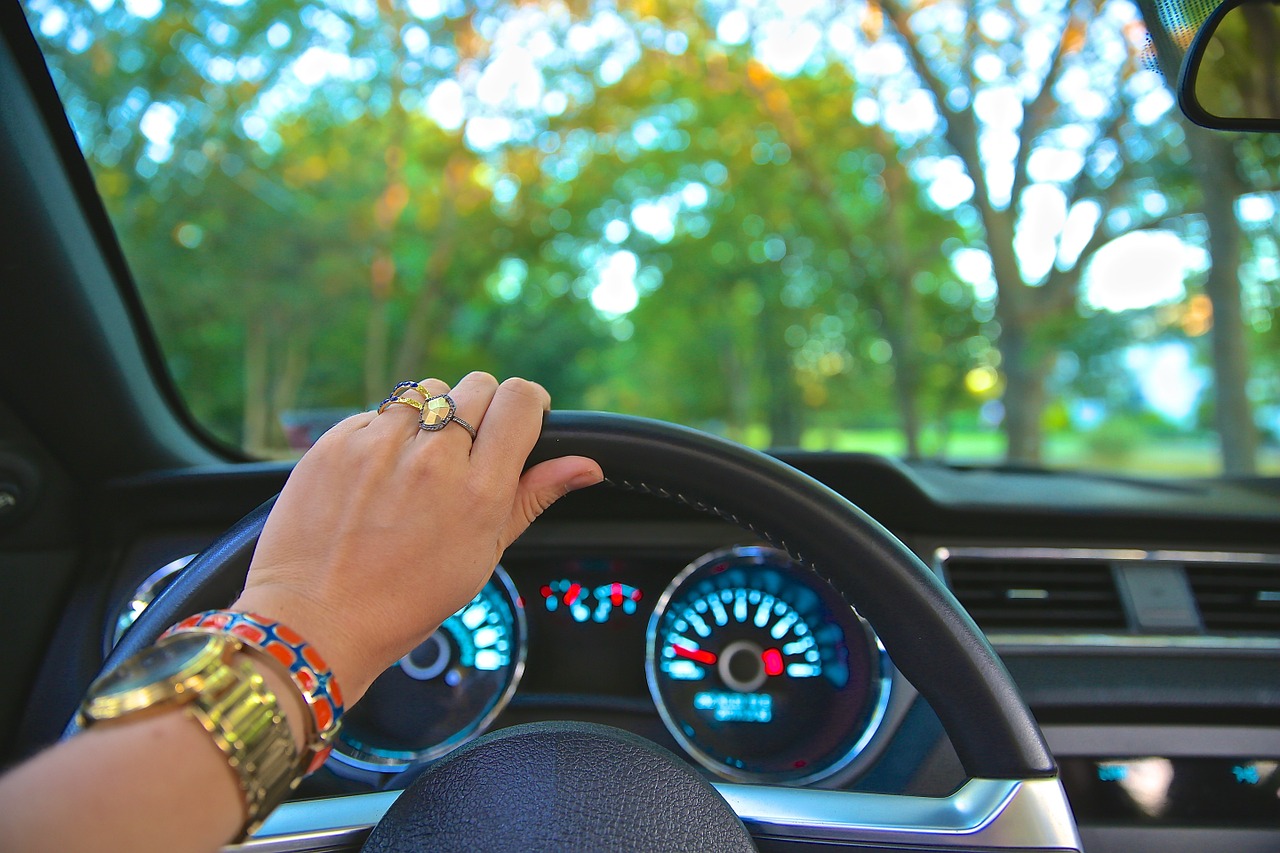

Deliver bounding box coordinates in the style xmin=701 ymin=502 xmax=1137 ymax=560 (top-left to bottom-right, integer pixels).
xmin=234 ymin=372 xmax=603 ymax=706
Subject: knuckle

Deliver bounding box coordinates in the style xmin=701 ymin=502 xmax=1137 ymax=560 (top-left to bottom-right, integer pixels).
xmin=408 ymin=441 xmax=453 ymax=477
xmin=467 ymin=465 xmax=509 ymax=500
xmin=419 ymin=376 xmax=450 ymax=394
xmin=463 ymin=370 xmax=499 ymax=389
xmin=499 ymin=376 xmax=549 ymax=406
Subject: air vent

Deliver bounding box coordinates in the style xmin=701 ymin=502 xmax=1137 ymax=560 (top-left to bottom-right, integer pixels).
xmin=1186 ymin=560 xmax=1280 ymax=634
xmin=942 ymin=555 xmax=1126 ymax=631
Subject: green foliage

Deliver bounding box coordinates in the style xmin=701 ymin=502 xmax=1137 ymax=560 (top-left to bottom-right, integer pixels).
xmin=20 ymin=0 xmax=1280 ymax=473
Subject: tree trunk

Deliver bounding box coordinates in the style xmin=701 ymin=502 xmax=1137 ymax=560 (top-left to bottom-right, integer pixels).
xmin=392 ymin=205 xmax=459 ymax=380
xmin=883 ymin=288 xmax=922 ymax=459
xmin=1190 ymin=130 xmax=1258 ymax=474
xmin=1134 ymin=1 xmax=1259 ymax=474
xmin=880 ymin=161 xmax=922 ymax=459
xmin=270 ymin=334 xmax=310 ymax=452
xmin=999 ymin=322 xmax=1050 ymax=465
xmin=243 ymin=316 xmax=270 ymax=454
xmin=364 ymin=287 xmax=391 ymax=405
xmin=761 ymin=305 xmax=804 ymax=447
xmin=721 ymin=339 xmax=752 ymax=441
xmin=363 ymin=0 xmax=408 ymax=404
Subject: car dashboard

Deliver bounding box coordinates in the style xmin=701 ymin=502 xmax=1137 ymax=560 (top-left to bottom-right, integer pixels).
xmin=12 ymin=450 xmax=1279 ymax=852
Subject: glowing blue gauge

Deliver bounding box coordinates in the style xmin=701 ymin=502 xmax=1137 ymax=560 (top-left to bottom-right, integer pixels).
xmin=540 ymin=579 xmax=643 ymax=623
xmin=646 ymin=546 xmax=891 ymax=786
xmin=332 ymin=565 xmax=525 ymax=772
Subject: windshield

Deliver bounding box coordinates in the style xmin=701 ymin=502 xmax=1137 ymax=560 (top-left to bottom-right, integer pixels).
xmin=22 ymin=0 xmax=1280 ymax=474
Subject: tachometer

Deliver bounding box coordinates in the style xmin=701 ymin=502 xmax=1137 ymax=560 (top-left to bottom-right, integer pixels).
xmin=332 ymin=564 xmax=525 ymax=772
xmin=646 ymin=546 xmax=890 ymax=785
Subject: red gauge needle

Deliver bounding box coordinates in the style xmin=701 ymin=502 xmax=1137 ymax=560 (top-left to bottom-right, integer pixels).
xmin=672 ymin=644 xmax=717 ymax=665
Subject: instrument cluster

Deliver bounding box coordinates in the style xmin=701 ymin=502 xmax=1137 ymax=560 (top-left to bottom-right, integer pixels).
xmin=330 ymin=545 xmax=894 ymax=787
xmin=115 ymin=544 xmax=897 ymax=789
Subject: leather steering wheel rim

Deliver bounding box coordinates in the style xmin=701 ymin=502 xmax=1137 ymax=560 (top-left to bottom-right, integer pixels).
xmin=76 ymin=411 xmax=1055 ymax=781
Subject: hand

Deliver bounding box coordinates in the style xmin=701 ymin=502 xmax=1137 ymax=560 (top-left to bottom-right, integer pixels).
xmin=231 ymin=372 xmax=603 ymax=704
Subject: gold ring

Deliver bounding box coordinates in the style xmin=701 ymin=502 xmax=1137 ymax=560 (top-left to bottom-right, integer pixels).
xmin=378 ymin=396 xmax=423 ymax=414
xmin=377 ymin=381 xmax=427 ymax=414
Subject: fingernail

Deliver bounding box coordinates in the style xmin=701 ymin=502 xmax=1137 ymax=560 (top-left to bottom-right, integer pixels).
xmin=568 ymin=469 xmax=603 ymax=491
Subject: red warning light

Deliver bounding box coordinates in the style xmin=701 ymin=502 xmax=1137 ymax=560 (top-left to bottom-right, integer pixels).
xmin=762 ymin=648 xmax=784 ymax=677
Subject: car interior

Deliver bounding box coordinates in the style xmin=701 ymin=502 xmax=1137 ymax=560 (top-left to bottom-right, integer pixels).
xmin=2 ymin=0 xmax=1278 ymax=850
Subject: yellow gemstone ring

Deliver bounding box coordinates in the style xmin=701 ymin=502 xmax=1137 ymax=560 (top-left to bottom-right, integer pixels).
xmin=420 ymin=393 xmax=477 ymax=441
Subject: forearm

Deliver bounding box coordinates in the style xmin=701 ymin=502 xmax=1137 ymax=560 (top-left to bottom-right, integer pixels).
xmin=0 ymin=375 xmax=600 ymax=851
xmin=0 ymin=659 xmax=307 ymax=853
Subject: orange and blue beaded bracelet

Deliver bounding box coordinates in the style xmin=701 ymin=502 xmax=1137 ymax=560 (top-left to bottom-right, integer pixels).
xmin=164 ymin=610 xmax=344 ymax=774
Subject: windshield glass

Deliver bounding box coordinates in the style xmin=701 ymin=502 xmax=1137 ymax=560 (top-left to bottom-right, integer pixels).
xmin=22 ymin=0 xmax=1280 ymax=474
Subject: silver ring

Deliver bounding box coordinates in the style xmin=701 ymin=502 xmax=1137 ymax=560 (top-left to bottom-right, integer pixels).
xmin=419 ymin=394 xmax=477 ymax=441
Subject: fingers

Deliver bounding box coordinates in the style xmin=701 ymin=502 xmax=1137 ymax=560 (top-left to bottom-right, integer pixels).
xmin=500 ymin=456 xmax=604 ymax=549
xmin=415 ymin=371 xmax=498 ymax=450
xmin=470 ymin=378 xmax=552 ymax=478
xmin=364 ymin=378 xmax=450 ymax=442
xmin=364 ymin=374 xmax=585 ymax=497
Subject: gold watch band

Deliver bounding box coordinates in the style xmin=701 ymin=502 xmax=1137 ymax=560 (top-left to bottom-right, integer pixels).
xmin=186 ymin=654 xmax=301 ymax=838
xmin=79 ymin=633 xmax=302 ymax=841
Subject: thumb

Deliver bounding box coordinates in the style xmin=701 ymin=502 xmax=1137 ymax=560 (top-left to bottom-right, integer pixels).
xmin=502 ymin=455 xmax=604 ymax=548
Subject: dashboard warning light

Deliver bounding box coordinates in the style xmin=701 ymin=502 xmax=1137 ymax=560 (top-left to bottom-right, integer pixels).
xmin=763 ymin=648 xmax=784 ymax=677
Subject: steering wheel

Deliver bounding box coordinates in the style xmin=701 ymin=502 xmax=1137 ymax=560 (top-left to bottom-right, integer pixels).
xmin=77 ymin=412 xmax=1080 ymax=852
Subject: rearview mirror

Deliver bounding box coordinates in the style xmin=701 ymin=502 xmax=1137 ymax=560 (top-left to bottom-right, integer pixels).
xmin=1178 ymin=0 xmax=1280 ymax=131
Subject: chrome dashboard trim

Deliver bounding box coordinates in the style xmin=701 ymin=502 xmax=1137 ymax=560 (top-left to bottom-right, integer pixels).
xmin=935 ymin=546 xmax=1280 ymax=565
xmin=230 ymin=777 xmax=1082 ymax=852
xmin=109 ymin=553 xmax=198 ymax=651
xmin=716 ymin=777 xmax=1081 ymax=849
xmin=988 ymin=633 xmax=1280 ymax=651
xmin=936 ymin=545 xmax=1280 ymax=651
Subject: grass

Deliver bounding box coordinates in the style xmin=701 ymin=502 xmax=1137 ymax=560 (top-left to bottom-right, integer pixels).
xmin=736 ymin=426 xmax=1280 ymax=478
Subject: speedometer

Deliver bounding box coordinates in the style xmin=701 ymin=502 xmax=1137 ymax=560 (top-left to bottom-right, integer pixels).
xmin=646 ymin=546 xmax=890 ymax=785
xmin=332 ymin=564 xmax=525 ymax=773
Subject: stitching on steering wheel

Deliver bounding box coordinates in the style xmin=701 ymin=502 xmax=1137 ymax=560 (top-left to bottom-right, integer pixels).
xmin=603 ymin=475 xmax=825 ymax=591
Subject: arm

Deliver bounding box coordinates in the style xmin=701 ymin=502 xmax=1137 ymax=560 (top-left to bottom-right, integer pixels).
xmin=0 ymin=373 xmax=603 ymax=853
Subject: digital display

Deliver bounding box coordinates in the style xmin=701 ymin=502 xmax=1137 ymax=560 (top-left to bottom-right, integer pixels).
xmin=1060 ymin=757 xmax=1280 ymax=826
xmin=510 ymin=557 xmax=659 ymax=697
xmin=694 ymin=691 xmax=773 ymax=723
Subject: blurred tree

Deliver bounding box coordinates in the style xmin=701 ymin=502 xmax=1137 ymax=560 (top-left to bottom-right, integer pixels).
xmin=874 ymin=0 xmax=1192 ymax=463
xmin=1136 ymin=0 xmax=1263 ymax=473
xmin=503 ymin=13 xmax=976 ymax=448
xmin=27 ymin=0 xmax=1272 ymax=469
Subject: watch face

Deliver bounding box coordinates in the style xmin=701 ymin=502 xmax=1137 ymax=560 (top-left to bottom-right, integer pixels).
xmin=94 ymin=633 xmax=216 ymax=697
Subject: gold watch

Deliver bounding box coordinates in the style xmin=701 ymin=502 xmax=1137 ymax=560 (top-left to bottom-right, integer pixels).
xmin=78 ymin=632 xmax=301 ymax=838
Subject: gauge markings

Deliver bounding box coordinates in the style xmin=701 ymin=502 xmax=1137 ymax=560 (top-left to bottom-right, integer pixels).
xmin=660 ymin=586 xmax=825 ymax=692
xmin=647 ymin=547 xmax=888 ymax=785
xmin=684 ymin=609 xmax=711 ymax=637
xmin=770 ymin=611 xmax=799 ymax=639
xmin=336 ymin=564 xmax=525 ymax=772
xmin=709 ymin=596 xmax=729 ymax=626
